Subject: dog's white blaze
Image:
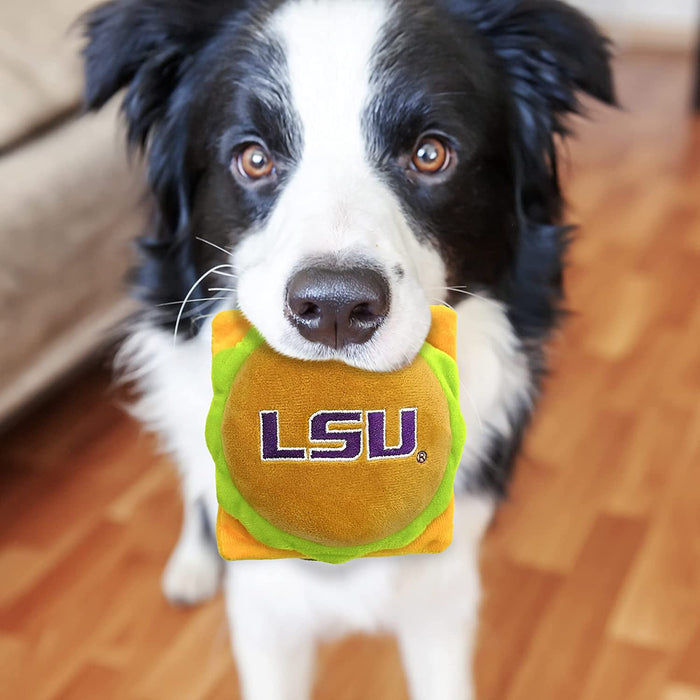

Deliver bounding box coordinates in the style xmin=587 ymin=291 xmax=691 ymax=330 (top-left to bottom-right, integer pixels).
xmin=234 ymin=0 xmax=446 ymax=372
xmin=273 ymin=0 xmax=384 ymax=172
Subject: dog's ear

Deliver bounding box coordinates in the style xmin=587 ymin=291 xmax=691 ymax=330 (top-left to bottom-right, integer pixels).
xmin=483 ymin=1 xmax=614 ymax=132
xmin=449 ymin=0 xmax=615 ymax=214
xmin=470 ymin=0 xmax=616 ymax=110
xmin=446 ymin=1 xmax=615 ymax=338
xmin=81 ymin=0 xmax=237 ymax=147
xmin=81 ymin=0 xmax=243 ymax=237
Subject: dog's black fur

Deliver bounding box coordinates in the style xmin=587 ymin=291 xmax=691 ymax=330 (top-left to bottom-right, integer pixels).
xmin=82 ymin=0 xmax=614 ymax=496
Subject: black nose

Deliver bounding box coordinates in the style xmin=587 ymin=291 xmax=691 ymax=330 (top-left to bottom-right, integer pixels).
xmin=286 ymin=266 xmax=390 ymax=349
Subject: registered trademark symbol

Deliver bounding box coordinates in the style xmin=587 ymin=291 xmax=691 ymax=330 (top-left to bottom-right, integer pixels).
xmin=416 ymin=451 xmax=428 ymax=464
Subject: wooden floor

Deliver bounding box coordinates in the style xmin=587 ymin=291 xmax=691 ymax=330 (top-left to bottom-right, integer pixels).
xmin=1 ymin=50 xmax=699 ymax=699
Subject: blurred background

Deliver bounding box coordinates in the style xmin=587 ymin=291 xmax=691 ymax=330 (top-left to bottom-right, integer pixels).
xmin=0 ymin=1 xmax=698 ymax=698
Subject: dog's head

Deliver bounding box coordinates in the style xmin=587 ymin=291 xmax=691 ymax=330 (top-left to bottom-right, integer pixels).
xmin=82 ymin=0 xmax=614 ymax=371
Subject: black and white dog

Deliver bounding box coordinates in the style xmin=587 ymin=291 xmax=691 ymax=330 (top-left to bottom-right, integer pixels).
xmin=82 ymin=1 xmax=614 ymax=697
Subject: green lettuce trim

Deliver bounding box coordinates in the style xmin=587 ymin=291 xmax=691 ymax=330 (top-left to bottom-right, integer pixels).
xmin=206 ymin=327 xmax=466 ymax=564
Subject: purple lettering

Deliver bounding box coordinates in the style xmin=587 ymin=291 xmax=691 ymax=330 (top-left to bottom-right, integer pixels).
xmin=367 ymin=408 xmax=418 ymax=460
xmin=260 ymin=411 xmax=306 ymax=460
xmin=309 ymin=411 xmax=363 ymax=461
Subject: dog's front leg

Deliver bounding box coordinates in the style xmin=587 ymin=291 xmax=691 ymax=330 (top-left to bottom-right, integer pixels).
xmin=396 ymin=615 xmax=476 ymax=700
xmin=232 ymin=630 xmax=315 ymax=700
xmin=225 ymin=565 xmax=317 ymax=700
xmin=394 ymin=494 xmax=493 ymax=700
xmin=161 ymin=488 xmax=222 ymax=605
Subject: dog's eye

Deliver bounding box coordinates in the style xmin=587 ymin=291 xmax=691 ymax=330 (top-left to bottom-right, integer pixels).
xmin=235 ymin=144 xmax=275 ymax=180
xmin=411 ymin=136 xmax=451 ymax=174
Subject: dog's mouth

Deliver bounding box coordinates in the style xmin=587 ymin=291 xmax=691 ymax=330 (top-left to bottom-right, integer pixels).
xmin=234 ymin=247 xmax=440 ymax=374
xmin=237 ymin=285 xmax=432 ymax=374
xmin=273 ymin=302 xmax=432 ymax=374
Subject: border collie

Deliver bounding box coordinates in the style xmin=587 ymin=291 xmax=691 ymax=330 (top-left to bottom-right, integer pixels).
xmin=81 ymin=1 xmax=614 ymax=697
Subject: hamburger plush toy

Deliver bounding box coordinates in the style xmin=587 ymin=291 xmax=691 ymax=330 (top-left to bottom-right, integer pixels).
xmin=205 ymin=306 xmax=465 ymax=564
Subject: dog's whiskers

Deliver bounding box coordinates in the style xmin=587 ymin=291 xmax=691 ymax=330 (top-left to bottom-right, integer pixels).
xmin=460 ymin=381 xmax=485 ymax=432
xmin=155 ymin=295 xmax=228 ymax=324
xmin=173 ymin=264 xmax=238 ymax=344
xmin=431 ymin=286 xmax=499 ymax=306
xmin=429 ymin=297 xmax=456 ymax=312
xmin=170 ymin=300 xmax=226 ymax=322
xmin=195 ymin=236 xmax=236 ymax=259
xmin=155 ymin=297 xmax=221 ymax=308
xmin=191 ymin=313 xmax=219 ymax=324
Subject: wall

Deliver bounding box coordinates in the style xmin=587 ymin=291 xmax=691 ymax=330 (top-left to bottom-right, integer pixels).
xmin=568 ymin=0 xmax=698 ymax=49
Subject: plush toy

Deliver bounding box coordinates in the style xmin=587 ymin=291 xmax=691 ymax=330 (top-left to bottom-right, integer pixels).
xmin=205 ymin=306 xmax=465 ymax=564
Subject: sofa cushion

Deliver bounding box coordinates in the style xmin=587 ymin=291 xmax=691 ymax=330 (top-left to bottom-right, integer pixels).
xmin=0 ymin=102 xmax=145 ymax=422
xmin=0 ymin=0 xmax=96 ymax=150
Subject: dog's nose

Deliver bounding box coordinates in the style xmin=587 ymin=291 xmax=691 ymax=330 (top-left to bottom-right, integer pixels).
xmin=286 ymin=266 xmax=390 ymax=349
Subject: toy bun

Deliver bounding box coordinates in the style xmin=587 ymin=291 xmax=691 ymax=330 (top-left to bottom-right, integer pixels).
xmin=206 ymin=307 xmax=465 ymax=564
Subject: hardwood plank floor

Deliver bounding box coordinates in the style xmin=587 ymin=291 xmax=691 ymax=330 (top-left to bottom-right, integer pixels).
xmin=1 ymin=49 xmax=698 ymax=699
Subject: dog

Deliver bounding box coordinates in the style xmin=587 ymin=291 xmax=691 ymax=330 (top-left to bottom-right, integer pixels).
xmin=81 ymin=1 xmax=614 ymax=697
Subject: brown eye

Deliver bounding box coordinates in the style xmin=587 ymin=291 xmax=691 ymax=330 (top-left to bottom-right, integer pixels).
xmin=236 ymin=143 xmax=275 ymax=180
xmin=411 ymin=136 xmax=450 ymax=174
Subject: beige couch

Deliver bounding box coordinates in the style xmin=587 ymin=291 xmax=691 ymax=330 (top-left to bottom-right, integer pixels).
xmin=0 ymin=0 xmax=145 ymax=424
